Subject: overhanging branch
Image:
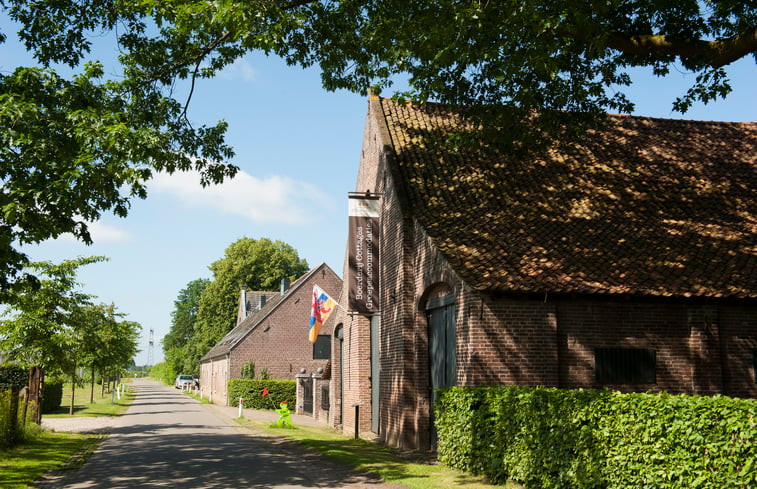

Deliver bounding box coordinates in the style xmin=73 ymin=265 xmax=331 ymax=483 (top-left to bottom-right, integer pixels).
xmin=607 ymin=26 xmax=757 ymax=68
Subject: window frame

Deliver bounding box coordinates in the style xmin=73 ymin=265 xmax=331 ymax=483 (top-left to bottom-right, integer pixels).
xmin=595 ymin=347 xmax=657 ymax=384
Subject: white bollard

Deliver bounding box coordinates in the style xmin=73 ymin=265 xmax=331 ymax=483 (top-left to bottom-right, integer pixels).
xmin=238 ymin=397 xmax=244 ymax=418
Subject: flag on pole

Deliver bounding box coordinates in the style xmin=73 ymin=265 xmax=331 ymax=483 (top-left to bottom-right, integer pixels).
xmin=309 ymin=285 xmax=336 ymax=343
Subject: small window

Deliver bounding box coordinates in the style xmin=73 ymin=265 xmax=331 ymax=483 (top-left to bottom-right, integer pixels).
xmin=313 ymin=335 xmax=331 ymax=360
xmin=595 ymin=347 xmax=656 ymax=384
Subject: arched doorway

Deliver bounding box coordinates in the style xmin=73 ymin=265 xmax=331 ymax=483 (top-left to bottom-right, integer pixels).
xmin=427 ymin=292 xmax=456 ymax=444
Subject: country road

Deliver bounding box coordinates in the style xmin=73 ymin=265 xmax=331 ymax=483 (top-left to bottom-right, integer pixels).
xmin=36 ymin=378 xmax=406 ymax=489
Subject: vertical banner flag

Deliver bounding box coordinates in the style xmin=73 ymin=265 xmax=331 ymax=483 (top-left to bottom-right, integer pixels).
xmin=348 ymin=193 xmax=380 ymax=314
xmin=310 ymin=285 xmax=336 ymax=343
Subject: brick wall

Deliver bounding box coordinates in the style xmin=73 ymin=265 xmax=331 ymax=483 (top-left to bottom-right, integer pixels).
xmin=201 ymin=264 xmax=342 ymax=406
xmin=721 ymin=306 xmax=757 ymax=398
xmin=337 ymin=98 xmax=757 ymax=452
xmin=228 ymin=264 xmax=342 ymax=383
xmin=329 ymin=99 xmax=384 ymax=438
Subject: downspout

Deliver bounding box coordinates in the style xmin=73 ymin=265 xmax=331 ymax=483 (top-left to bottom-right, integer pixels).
xmin=225 ymin=353 xmax=230 ymax=406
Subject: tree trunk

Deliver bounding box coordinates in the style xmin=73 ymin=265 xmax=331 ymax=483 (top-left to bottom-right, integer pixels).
xmin=90 ymin=364 xmax=96 ymax=403
xmin=21 ymin=369 xmax=32 ymax=427
xmin=69 ymin=364 xmax=76 ymax=415
xmin=36 ymin=369 xmax=44 ymax=424
xmin=8 ymin=387 xmax=20 ymax=446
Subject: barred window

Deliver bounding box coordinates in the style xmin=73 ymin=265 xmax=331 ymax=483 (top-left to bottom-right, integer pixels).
xmin=313 ymin=335 xmax=331 ymax=360
xmin=595 ymin=347 xmax=656 ymax=384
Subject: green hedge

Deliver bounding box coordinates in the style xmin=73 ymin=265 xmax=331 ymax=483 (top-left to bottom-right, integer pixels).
xmin=0 ymin=389 xmax=21 ymax=449
xmin=436 ymin=386 xmax=757 ymax=489
xmin=41 ymin=380 xmax=64 ymax=414
xmin=0 ymin=366 xmax=27 ymax=391
xmin=227 ymin=379 xmax=295 ymax=409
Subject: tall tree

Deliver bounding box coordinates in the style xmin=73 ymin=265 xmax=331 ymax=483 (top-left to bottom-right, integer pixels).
xmin=0 ymin=256 xmax=103 ymax=375
xmin=3 ymin=1 xmax=754 ymax=288
xmin=79 ymin=303 xmax=141 ymax=403
xmin=0 ymin=4 xmax=237 ymax=294
xmin=163 ymin=278 xmax=209 ymax=376
xmin=186 ymin=238 xmax=309 ymax=370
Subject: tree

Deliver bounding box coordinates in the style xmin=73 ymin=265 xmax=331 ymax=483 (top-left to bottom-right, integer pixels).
xmin=0 ymin=4 xmax=237 ymax=294
xmin=186 ymin=238 xmax=309 ymax=370
xmin=163 ymin=278 xmax=209 ymax=377
xmin=0 ymin=257 xmax=103 ymax=375
xmin=79 ymin=303 xmax=141 ymax=404
xmin=3 ymin=2 xmax=754 ymax=288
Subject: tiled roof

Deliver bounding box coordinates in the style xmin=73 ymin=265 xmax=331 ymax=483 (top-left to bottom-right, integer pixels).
xmin=376 ymin=98 xmax=757 ymax=300
xmin=242 ymin=290 xmax=271 ymax=317
xmin=201 ymin=264 xmax=333 ymax=361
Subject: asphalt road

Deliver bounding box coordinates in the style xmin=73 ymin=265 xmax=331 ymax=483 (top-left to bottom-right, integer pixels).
xmin=36 ymin=378 xmax=406 ymax=489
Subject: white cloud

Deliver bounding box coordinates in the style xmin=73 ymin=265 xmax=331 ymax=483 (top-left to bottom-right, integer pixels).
xmin=56 ymin=219 xmax=131 ymax=243
xmin=217 ymin=57 xmax=255 ymax=82
xmin=149 ymin=169 xmax=333 ymax=225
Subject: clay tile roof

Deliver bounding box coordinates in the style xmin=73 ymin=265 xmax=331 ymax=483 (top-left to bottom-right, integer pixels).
xmin=377 ymin=98 xmax=757 ymax=300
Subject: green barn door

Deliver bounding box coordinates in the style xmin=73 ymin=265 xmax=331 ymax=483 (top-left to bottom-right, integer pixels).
xmin=427 ymin=294 xmax=456 ymax=444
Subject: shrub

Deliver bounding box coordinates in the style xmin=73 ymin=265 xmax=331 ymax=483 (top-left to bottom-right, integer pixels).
xmin=227 ymin=379 xmax=295 ymax=409
xmin=241 ymin=362 xmax=255 ymax=379
xmin=41 ymin=379 xmax=64 ymax=414
xmin=0 ymin=389 xmax=20 ymax=449
xmin=0 ymin=366 xmax=27 ymax=391
xmin=436 ymin=386 xmax=757 ymax=489
xmin=148 ymin=362 xmax=176 ymax=386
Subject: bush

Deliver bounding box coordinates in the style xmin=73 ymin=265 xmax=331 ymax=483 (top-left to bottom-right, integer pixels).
xmin=41 ymin=379 xmax=64 ymax=414
xmin=148 ymin=362 xmax=176 ymax=386
xmin=436 ymin=386 xmax=757 ymax=489
xmin=227 ymin=379 xmax=295 ymax=409
xmin=0 ymin=366 xmax=27 ymax=391
xmin=0 ymin=389 xmax=20 ymax=449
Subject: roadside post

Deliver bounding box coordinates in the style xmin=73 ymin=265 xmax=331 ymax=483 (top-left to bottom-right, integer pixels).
xmin=238 ymin=397 xmax=243 ymax=418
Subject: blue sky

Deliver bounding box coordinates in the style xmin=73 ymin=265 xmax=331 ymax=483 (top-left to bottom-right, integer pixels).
xmin=3 ymin=18 xmax=755 ymax=366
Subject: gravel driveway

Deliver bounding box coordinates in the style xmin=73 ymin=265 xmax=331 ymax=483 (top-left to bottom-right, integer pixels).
xmin=42 ymin=416 xmax=117 ymax=434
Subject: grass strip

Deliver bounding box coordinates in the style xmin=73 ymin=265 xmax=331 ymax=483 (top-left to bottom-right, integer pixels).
xmin=45 ymin=384 xmax=135 ymax=418
xmin=0 ymin=430 xmax=103 ymax=489
xmin=237 ymin=417 xmax=522 ymax=489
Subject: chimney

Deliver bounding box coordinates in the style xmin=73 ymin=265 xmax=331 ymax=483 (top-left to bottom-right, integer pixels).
xmin=240 ymin=286 xmax=249 ymax=319
xmin=280 ymin=278 xmax=290 ymax=296
xmin=258 ymin=294 xmax=266 ymax=309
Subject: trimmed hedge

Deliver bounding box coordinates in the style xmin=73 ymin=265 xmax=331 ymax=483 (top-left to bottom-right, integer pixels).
xmin=0 ymin=389 xmax=21 ymax=449
xmin=227 ymin=379 xmax=295 ymax=409
xmin=41 ymin=379 xmax=64 ymax=414
xmin=0 ymin=366 xmax=27 ymax=391
xmin=436 ymin=386 xmax=757 ymax=489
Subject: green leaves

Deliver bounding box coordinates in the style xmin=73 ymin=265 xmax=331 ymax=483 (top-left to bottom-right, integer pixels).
xmin=436 ymin=386 xmax=757 ymax=489
xmin=228 ymin=379 xmax=295 ymax=409
xmin=1 ymin=2 xmax=238 ymax=293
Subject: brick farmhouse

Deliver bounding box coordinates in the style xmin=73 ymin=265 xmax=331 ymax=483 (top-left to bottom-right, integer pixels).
xmin=200 ymin=263 xmax=342 ymax=406
xmin=327 ymin=97 xmax=757 ymax=451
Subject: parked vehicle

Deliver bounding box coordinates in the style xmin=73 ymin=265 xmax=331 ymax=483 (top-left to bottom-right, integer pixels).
xmin=175 ymin=374 xmax=194 ymax=389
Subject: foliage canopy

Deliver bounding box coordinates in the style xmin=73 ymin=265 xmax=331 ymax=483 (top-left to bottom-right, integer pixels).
xmin=171 ymin=238 xmax=308 ymax=373
xmin=2 ymin=0 xmax=755 ymax=288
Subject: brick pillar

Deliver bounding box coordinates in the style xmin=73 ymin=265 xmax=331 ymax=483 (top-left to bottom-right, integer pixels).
xmin=688 ymin=306 xmax=723 ymax=395
xmin=295 ymin=369 xmax=309 ymax=415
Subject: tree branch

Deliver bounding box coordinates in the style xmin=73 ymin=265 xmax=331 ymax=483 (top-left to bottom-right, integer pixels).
xmin=606 ymin=26 xmax=757 ymax=68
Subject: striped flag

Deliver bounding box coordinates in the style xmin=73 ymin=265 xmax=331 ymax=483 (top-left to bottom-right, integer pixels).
xmin=309 ymin=285 xmax=336 ymax=343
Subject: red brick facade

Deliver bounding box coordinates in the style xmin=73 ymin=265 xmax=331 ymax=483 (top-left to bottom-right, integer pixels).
xmin=332 ymin=98 xmax=757 ymax=451
xmin=200 ymin=264 xmax=342 ymax=406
